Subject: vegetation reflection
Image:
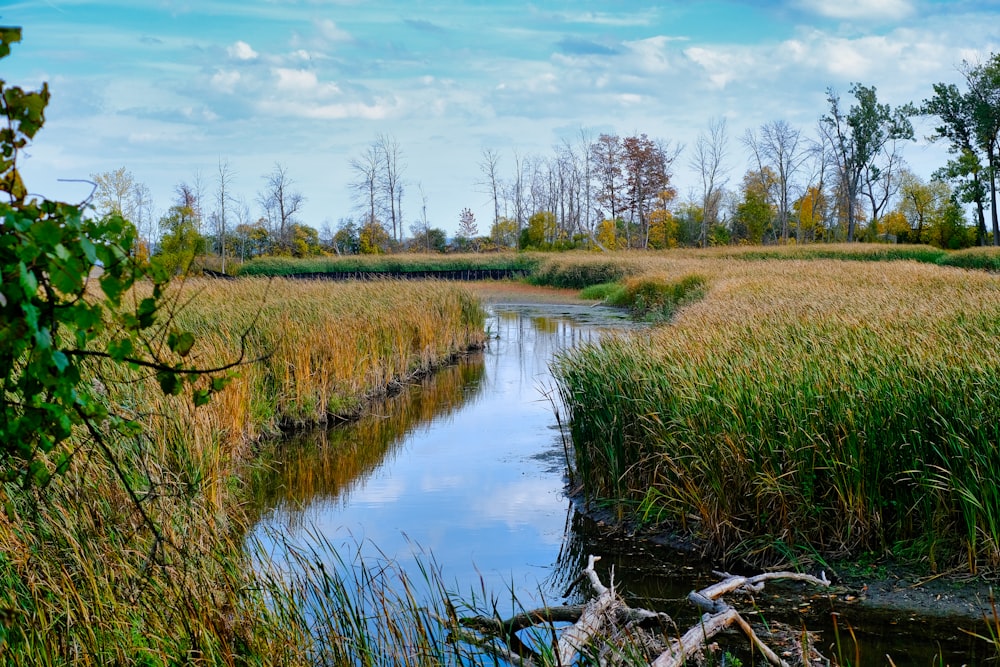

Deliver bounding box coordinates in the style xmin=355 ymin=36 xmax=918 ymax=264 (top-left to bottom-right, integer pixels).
xmin=249 ymin=354 xmax=485 ymax=523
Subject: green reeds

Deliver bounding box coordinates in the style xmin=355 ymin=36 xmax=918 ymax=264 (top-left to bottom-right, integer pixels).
xmin=937 ymin=246 xmax=1000 ymax=272
xmin=236 ymin=252 xmax=536 ymax=276
xmin=553 ymin=259 xmax=1000 ymax=568
xmin=0 ymin=278 xmax=487 ymax=664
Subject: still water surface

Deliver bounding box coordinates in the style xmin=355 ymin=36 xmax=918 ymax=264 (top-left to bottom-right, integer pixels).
xmin=248 ymin=303 xmax=986 ymax=665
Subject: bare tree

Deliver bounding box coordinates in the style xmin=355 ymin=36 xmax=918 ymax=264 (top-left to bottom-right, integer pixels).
xmin=377 ymin=134 xmax=405 ymax=243
xmin=258 ymin=162 xmax=305 ymax=250
xmin=691 ymin=118 xmax=730 ymax=247
xmin=350 ymin=145 xmax=381 ymax=228
xmin=510 ymin=150 xmax=527 ymax=239
xmin=743 ymin=120 xmax=804 ymax=243
xmin=479 ymin=148 xmax=502 ymax=234
xmin=214 ymin=158 xmax=235 ymax=272
xmin=577 ymin=129 xmax=596 ymax=244
xmin=409 ymin=183 xmax=433 ymax=252
xmin=90 ymin=166 xmax=156 ymax=251
xmin=91 ymin=166 xmax=137 ymax=219
xmin=860 ymin=142 xmax=906 ymax=236
xmin=591 ymin=134 xmax=624 ymax=227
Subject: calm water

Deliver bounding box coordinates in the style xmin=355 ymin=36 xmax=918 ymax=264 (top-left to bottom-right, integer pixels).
xmin=247 ymin=303 xmax=989 ymax=665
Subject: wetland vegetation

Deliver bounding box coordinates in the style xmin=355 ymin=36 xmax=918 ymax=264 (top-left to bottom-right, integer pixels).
xmin=8 ymin=23 xmax=1000 ymax=665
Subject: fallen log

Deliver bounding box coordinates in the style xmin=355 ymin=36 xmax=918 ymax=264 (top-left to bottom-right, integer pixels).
xmin=459 ymin=555 xmax=831 ymax=666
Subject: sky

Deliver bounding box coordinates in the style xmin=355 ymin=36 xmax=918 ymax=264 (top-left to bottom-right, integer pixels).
xmin=3 ymin=0 xmax=1000 ymax=237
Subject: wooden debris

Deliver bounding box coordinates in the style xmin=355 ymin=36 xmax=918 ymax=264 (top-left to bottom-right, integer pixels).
xmin=458 ymin=555 xmax=831 ymax=666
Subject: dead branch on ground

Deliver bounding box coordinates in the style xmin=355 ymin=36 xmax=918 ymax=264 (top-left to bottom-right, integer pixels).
xmin=457 ymin=555 xmax=831 ymax=666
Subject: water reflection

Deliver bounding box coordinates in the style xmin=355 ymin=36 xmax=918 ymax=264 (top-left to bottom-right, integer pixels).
xmin=246 ymin=303 xmax=989 ymax=664
xmin=249 ymin=355 xmax=486 ymax=530
xmin=248 ymin=303 xmax=630 ymax=605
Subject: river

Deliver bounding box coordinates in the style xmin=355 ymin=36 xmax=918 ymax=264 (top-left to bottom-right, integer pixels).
xmin=247 ymin=302 xmax=989 ymax=665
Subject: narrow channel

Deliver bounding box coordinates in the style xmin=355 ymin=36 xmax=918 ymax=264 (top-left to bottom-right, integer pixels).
xmin=246 ymin=302 xmax=987 ymax=665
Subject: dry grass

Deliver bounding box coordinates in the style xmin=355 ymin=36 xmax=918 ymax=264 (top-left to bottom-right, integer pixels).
xmin=0 ymin=277 xmax=485 ymax=665
xmin=553 ymin=256 xmax=1000 ymax=569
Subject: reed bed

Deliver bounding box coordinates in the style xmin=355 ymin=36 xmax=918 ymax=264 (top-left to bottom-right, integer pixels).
xmin=676 ymin=242 xmax=949 ymax=265
xmin=0 ymin=277 xmax=485 ymax=664
xmin=938 ymin=246 xmax=1000 ymax=272
xmin=553 ymin=258 xmax=1000 ymax=569
xmin=237 ymin=252 xmax=535 ymax=276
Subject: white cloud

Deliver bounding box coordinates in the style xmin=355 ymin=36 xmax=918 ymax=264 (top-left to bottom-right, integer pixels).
xmin=797 ymin=0 xmax=914 ymax=21
xmin=554 ymin=10 xmax=655 ymax=27
xmin=211 ymin=69 xmax=241 ymax=93
xmin=623 ymin=36 xmax=677 ymax=75
xmin=272 ymin=67 xmax=341 ymax=97
xmin=314 ymin=18 xmax=352 ymax=43
xmin=227 ymin=40 xmax=258 ymax=61
xmin=257 ymin=98 xmax=393 ymax=120
xmin=684 ymin=46 xmax=740 ymax=88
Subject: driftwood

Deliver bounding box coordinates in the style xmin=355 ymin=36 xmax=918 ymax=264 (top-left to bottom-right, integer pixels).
xmin=459 ymin=555 xmax=830 ymax=667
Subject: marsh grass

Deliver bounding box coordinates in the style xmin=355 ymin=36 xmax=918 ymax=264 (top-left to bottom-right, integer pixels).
xmin=938 ymin=246 xmax=1000 ymax=272
xmin=553 ymin=258 xmax=1000 ymax=568
xmin=0 ymin=277 xmax=486 ymax=664
xmin=237 ymin=252 xmax=536 ymax=277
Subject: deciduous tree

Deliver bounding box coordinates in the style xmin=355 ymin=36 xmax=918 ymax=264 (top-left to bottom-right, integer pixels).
xmin=258 ymin=162 xmax=304 ymax=252
xmin=691 ymin=118 xmax=730 ymax=247
xmin=821 ymin=83 xmax=913 ymax=242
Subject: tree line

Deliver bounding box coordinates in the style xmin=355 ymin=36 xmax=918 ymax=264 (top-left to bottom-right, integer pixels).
xmin=91 ymin=53 xmax=1000 ymax=269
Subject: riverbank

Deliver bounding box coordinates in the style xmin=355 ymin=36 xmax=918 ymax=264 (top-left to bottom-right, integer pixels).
xmin=553 ymin=257 xmax=1000 ymax=571
xmin=0 ymin=278 xmax=487 ymax=665
xmin=469 ymin=279 xmax=1000 ymax=628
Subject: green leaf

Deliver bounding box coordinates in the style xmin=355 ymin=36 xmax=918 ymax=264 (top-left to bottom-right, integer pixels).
xmin=169 ymin=331 xmax=195 ymax=357
xmin=51 ymin=350 xmax=68 ymax=373
xmin=192 ymin=388 xmax=211 ymax=407
xmin=27 ymin=460 xmax=50 ymax=487
xmin=18 ymin=262 xmax=37 ymax=294
xmin=157 ymin=370 xmax=182 ymax=396
xmin=107 ymin=337 xmax=134 ymax=362
xmin=210 ymin=375 xmax=232 ymax=392
xmin=100 ymin=271 xmax=124 ymax=304
xmin=136 ymin=297 xmax=157 ymax=329
xmin=0 ymin=28 xmax=23 ymax=60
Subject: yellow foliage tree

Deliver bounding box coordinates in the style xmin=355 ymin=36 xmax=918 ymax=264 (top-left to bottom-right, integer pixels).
xmin=647 ymin=209 xmax=678 ymax=249
xmin=594 ymin=219 xmax=624 ymax=250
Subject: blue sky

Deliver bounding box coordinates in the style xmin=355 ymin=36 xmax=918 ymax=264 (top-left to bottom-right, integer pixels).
xmin=4 ymin=0 xmax=1000 ymax=236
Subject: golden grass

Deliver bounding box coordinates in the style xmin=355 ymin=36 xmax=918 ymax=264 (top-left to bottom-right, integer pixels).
xmin=0 ymin=277 xmax=485 ymax=664
xmin=553 ymin=256 xmax=1000 ymax=568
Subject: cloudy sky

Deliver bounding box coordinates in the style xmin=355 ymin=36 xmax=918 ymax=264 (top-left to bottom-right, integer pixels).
xmin=4 ymin=0 xmax=1000 ymax=237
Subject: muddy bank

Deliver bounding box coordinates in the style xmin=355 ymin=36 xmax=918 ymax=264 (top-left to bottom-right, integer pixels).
xmin=577 ymin=494 xmax=997 ymax=628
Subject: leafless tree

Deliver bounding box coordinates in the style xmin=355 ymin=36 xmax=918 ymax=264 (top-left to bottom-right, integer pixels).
xmin=90 ymin=166 xmax=157 ymax=250
xmin=691 ymin=118 xmax=730 ymax=247
xmin=258 ymin=162 xmax=305 ymax=250
xmin=591 ymin=133 xmax=624 ymax=226
xmin=479 ymin=148 xmax=502 ymax=234
xmin=214 ymin=158 xmax=235 ymax=272
xmin=860 ymin=142 xmax=906 ymax=235
xmin=350 ymin=145 xmax=381 ymax=227
xmin=377 ymin=134 xmax=405 ymax=243
xmin=743 ymin=120 xmax=805 ymax=243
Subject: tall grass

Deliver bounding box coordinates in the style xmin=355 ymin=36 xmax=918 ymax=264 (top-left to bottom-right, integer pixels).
xmin=938 ymin=246 xmax=1000 ymax=272
xmin=553 ymin=258 xmax=1000 ymax=569
xmin=237 ymin=252 xmax=536 ymax=276
xmin=0 ymin=277 xmax=486 ymax=664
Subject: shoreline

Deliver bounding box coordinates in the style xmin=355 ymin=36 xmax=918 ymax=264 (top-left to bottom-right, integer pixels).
xmin=468 ymin=281 xmax=997 ymax=626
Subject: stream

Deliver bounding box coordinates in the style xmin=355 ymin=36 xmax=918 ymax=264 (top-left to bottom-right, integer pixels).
xmin=247 ymin=303 xmax=990 ymax=665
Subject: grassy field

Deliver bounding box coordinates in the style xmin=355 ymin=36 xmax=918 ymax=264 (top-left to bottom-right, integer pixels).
xmin=235 ymin=252 xmax=536 ymax=276
xmin=0 ymin=278 xmax=485 ymax=665
xmin=231 ymin=244 xmax=1000 ymax=280
xmin=551 ymin=255 xmax=1000 ymax=570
